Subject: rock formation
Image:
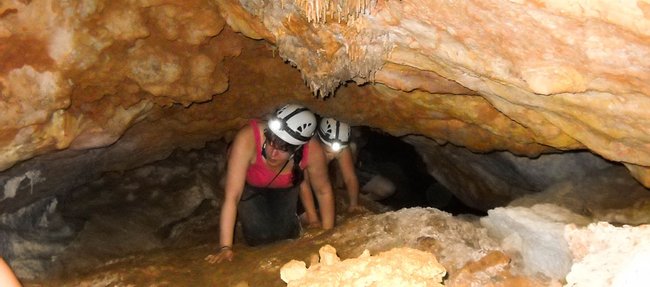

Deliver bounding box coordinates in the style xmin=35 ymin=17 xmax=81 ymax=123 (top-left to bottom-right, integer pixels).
xmin=280 ymin=245 xmax=446 ymax=286
xmin=2 ymin=1 xmax=650 ymax=198
xmin=2 ymin=1 xmax=650 ymax=284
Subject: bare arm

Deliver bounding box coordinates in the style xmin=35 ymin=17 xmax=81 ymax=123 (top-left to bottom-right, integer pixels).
xmin=206 ymin=125 xmax=254 ymax=263
xmin=337 ymin=148 xmax=360 ymax=211
xmin=305 ymin=138 xmax=336 ymax=229
xmin=299 ymin=172 xmax=321 ymax=227
xmin=0 ymin=258 xmax=21 ymax=287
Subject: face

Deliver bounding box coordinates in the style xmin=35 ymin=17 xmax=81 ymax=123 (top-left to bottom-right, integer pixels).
xmin=323 ymin=144 xmax=346 ymax=162
xmin=323 ymin=145 xmax=337 ymax=155
xmin=263 ymin=130 xmax=298 ymax=161
xmin=319 ymin=137 xmax=344 ymax=156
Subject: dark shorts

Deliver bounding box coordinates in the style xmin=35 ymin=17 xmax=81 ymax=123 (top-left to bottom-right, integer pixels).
xmin=237 ymin=184 xmax=301 ymax=246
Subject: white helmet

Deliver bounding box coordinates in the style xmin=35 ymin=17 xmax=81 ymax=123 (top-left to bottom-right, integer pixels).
xmin=268 ymin=104 xmax=317 ymax=146
xmin=318 ymin=117 xmax=351 ymax=152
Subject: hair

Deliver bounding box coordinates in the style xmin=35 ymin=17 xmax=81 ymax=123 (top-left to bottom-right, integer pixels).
xmin=263 ymin=128 xmax=305 ymax=187
xmin=291 ymin=145 xmax=305 ymax=186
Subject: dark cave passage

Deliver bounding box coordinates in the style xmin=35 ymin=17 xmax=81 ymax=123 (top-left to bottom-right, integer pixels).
xmin=353 ymin=127 xmax=485 ymax=216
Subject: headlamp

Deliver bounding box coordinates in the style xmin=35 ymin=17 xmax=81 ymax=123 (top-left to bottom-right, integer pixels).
xmin=268 ymin=118 xmax=282 ymax=132
xmin=331 ymin=142 xmax=342 ymax=152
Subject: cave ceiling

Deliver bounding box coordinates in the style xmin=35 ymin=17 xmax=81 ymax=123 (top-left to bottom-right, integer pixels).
xmin=1 ymin=0 xmax=650 ymax=186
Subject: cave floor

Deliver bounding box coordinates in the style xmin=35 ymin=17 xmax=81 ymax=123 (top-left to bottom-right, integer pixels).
xmin=23 ymin=215 xmax=368 ymax=287
xmin=24 ymin=242 xmax=312 ymax=286
xmin=22 ymin=207 xmax=551 ymax=287
xmin=12 ymin=143 xmax=559 ymax=286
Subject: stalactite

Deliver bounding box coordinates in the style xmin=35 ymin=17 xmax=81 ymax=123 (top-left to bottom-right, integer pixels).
xmin=291 ymin=0 xmax=375 ymax=24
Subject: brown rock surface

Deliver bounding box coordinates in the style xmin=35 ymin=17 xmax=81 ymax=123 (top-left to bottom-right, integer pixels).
xmin=2 ymin=0 xmax=650 ymax=196
xmin=447 ymin=250 xmax=551 ymax=287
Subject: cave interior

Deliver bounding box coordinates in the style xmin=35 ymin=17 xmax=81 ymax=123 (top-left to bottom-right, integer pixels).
xmin=1 ymin=0 xmax=650 ymax=286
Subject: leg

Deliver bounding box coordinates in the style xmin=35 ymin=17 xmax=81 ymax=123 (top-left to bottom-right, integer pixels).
xmin=267 ymin=186 xmax=301 ymax=240
xmin=238 ymin=186 xmax=276 ymax=246
xmin=237 ymin=185 xmax=300 ymax=246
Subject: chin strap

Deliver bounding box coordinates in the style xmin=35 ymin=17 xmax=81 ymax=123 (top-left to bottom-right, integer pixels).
xmin=265 ymin=158 xmax=291 ymax=188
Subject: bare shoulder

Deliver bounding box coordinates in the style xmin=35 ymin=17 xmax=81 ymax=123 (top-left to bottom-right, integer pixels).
xmin=306 ymin=137 xmax=327 ymax=167
xmin=236 ymin=122 xmax=251 ymax=135
xmin=231 ymin=123 xmax=256 ymax=159
xmin=307 ymin=137 xmax=325 ymax=154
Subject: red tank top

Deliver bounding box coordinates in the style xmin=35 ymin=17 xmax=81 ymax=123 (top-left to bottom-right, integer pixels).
xmin=245 ymin=120 xmax=309 ymax=188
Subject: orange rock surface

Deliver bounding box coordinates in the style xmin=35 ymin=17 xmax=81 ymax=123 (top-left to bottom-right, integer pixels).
xmin=2 ymin=0 xmax=650 ymax=187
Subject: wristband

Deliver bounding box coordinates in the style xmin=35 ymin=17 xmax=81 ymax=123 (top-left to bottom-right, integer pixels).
xmin=219 ymin=245 xmax=232 ymax=251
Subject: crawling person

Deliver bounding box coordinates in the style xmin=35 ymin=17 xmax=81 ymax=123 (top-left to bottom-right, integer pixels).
xmin=300 ymin=117 xmax=362 ymax=228
xmin=205 ymin=104 xmax=335 ymax=264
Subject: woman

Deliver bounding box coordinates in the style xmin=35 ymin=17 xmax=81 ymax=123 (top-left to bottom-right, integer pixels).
xmin=300 ymin=117 xmax=361 ymax=228
xmin=205 ymin=104 xmax=335 ymax=264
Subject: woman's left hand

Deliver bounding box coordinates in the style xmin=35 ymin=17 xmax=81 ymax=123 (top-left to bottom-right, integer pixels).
xmin=307 ymin=220 xmax=322 ymax=229
xmin=205 ymin=247 xmax=234 ymax=264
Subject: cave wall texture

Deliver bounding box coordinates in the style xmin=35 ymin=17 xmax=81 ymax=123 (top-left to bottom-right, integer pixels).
xmin=1 ymin=0 xmax=650 ymax=210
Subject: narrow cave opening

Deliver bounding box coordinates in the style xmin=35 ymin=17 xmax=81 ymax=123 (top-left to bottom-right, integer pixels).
xmin=352 ymin=127 xmax=485 ymax=216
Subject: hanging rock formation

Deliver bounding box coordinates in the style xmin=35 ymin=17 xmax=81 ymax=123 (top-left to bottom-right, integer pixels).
xmin=1 ymin=0 xmax=650 ymax=209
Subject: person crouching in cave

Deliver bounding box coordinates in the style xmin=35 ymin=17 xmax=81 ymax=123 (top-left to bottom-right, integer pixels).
xmin=300 ymin=117 xmax=362 ymax=228
xmin=205 ymin=104 xmax=335 ymax=264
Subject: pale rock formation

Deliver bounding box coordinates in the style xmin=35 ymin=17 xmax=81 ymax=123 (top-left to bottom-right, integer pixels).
xmin=482 ymin=186 xmax=650 ymax=285
xmin=564 ymin=222 xmax=650 ymax=287
xmin=480 ymin=204 xmax=591 ymax=280
xmin=280 ymin=244 xmax=446 ymax=287
xmin=360 ymin=174 xmax=396 ymax=201
xmin=324 ymin=208 xmax=502 ymax=276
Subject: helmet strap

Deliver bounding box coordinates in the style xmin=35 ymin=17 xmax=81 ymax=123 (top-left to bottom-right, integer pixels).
xmin=261 ymin=141 xmax=267 ymax=159
xmin=335 ymin=120 xmax=340 ymax=141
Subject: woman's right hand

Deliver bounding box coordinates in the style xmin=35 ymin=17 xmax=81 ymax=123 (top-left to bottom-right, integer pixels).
xmin=204 ymin=248 xmax=234 ymax=264
xmin=347 ymin=204 xmax=364 ymax=213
